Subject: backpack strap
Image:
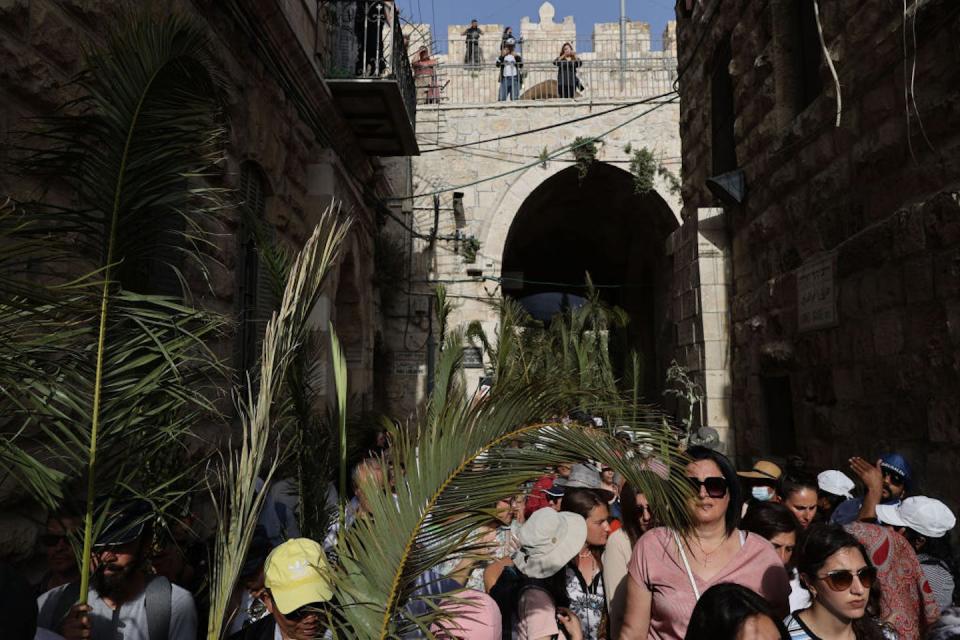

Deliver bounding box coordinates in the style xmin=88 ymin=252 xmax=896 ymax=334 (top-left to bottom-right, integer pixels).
xmin=39 ymin=581 xmax=82 ymax=635
xmin=145 ymin=575 xmax=172 ymax=640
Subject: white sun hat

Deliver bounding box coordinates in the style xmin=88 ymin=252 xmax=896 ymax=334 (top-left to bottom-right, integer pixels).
xmin=512 ymin=507 xmax=587 ymax=579
xmin=817 ymin=470 xmax=855 ymax=499
xmin=876 ymin=496 xmax=957 ymax=538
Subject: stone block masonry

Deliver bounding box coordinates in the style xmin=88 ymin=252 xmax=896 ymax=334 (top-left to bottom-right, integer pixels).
xmin=675 ymin=0 xmax=960 ymax=507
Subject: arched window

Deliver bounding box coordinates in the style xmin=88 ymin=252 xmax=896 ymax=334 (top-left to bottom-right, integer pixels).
xmin=236 ymin=161 xmax=278 ymax=378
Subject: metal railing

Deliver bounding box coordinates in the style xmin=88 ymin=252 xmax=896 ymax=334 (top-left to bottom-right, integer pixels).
xmin=423 ymin=57 xmax=677 ymax=105
xmin=323 ymin=1 xmax=417 ymax=126
xmin=441 ymin=36 xmax=672 ymax=66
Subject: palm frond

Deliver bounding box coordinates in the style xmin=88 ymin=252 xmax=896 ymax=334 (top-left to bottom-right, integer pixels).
xmin=206 ymin=206 xmax=350 ymax=640
xmin=331 ymin=377 xmax=692 ymax=638
xmin=1 ymin=12 xmax=231 ymax=604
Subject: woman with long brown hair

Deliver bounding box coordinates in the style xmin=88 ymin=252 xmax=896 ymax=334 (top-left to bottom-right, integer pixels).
xmin=553 ymin=42 xmax=581 ymax=98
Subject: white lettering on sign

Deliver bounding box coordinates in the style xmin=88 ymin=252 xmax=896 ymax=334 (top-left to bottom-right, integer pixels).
xmin=797 ymin=253 xmax=837 ymax=332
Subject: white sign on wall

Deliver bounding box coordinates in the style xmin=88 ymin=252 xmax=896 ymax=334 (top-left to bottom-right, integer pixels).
xmin=797 ymin=253 xmax=838 ymax=332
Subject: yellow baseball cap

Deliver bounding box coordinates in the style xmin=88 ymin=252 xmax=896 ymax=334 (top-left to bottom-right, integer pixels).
xmin=263 ymin=538 xmax=333 ymax=614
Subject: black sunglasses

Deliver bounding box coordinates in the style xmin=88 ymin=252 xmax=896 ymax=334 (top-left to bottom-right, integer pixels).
xmin=285 ymin=602 xmax=325 ymax=621
xmin=686 ymin=476 xmax=729 ymax=498
xmin=40 ymin=534 xmax=70 ymax=548
xmin=818 ymin=566 xmax=877 ymax=591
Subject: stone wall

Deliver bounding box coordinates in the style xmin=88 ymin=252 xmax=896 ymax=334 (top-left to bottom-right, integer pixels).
xmin=0 ymin=0 xmax=407 ymax=560
xmin=674 ymin=0 xmax=960 ymax=503
xmin=382 ymin=90 xmax=682 ymax=416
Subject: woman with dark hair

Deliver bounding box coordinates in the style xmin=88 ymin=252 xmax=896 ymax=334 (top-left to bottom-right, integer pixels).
xmin=742 ymin=501 xmax=811 ymax=613
xmin=560 ymin=488 xmax=611 ymax=640
xmin=685 ymin=583 xmax=790 ymax=640
xmin=619 ymin=446 xmax=790 ymax=640
xmin=553 ymin=42 xmax=581 ymax=98
xmin=603 ymin=480 xmax=656 ymax=638
xmin=777 ymin=463 xmax=819 ymax=529
xmin=786 ymin=523 xmax=894 ymax=639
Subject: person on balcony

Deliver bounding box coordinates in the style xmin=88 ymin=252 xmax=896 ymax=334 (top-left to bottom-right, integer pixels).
xmin=496 ymin=43 xmax=523 ymax=102
xmin=501 ymin=27 xmax=516 ymax=51
xmin=463 ymin=19 xmax=482 ymax=67
xmin=412 ymin=46 xmax=439 ymax=104
xmin=554 ymin=42 xmax=582 ymax=99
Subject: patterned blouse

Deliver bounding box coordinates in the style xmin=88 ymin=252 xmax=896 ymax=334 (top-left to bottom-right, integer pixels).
xmin=845 ymin=522 xmax=940 ymax=640
xmin=565 ymin=563 xmax=606 ymax=640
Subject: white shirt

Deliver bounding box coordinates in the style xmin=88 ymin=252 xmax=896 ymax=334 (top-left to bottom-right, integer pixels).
xmin=501 ymin=54 xmax=518 ymax=77
xmin=36 ymin=581 xmax=197 ymax=640
xmin=788 ymin=568 xmax=812 ymax=613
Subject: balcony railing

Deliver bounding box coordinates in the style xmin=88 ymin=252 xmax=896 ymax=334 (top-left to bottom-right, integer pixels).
xmin=321 ymin=1 xmax=418 ymax=155
xmin=417 ymin=57 xmax=677 ymax=106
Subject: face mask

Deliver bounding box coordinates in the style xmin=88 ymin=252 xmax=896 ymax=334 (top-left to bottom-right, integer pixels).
xmin=751 ymin=486 xmax=774 ymax=502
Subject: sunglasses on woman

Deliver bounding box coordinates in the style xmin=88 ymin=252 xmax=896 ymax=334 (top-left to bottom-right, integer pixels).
xmin=686 ymin=476 xmax=728 ymax=498
xmin=818 ymin=566 xmax=877 ymax=591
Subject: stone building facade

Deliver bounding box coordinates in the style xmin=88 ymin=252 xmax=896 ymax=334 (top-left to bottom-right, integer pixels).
xmin=0 ymin=0 xmax=415 ymax=558
xmin=381 ymin=4 xmax=683 ymax=418
xmin=673 ymin=0 xmax=960 ymax=502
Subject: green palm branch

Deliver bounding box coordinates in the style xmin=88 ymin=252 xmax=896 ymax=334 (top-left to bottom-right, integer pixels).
xmin=329 ymin=331 xmax=692 ymax=639
xmin=206 ymin=207 xmax=350 ymax=640
xmin=0 ymin=12 xmax=230 ymax=604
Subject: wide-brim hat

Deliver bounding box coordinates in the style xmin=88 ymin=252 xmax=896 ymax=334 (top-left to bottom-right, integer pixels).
xmin=738 ymin=460 xmax=783 ymax=481
xmin=513 ymin=509 xmax=586 ymax=579
xmin=555 ymin=463 xmax=614 ymax=502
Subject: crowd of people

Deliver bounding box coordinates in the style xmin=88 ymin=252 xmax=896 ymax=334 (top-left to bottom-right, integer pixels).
xmin=5 ymin=431 xmax=960 ymax=640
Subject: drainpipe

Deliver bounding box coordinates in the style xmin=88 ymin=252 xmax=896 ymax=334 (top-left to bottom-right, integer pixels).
xmin=619 ymin=0 xmax=627 ymax=90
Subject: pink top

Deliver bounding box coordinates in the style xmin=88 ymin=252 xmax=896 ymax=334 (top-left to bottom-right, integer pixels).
xmin=628 ymin=527 xmax=791 ymax=640
xmin=516 ymin=587 xmax=560 ymax=639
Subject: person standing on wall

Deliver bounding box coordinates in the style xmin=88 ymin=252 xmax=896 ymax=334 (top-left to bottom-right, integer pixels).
xmin=496 ymin=42 xmax=523 ymax=102
xmin=463 ymin=19 xmax=482 ymax=67
xmin=554 ymin=42 xmax=582 ymax=98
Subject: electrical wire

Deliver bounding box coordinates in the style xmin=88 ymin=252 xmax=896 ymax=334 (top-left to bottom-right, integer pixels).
xmin=418 ymin=90 xmax=678 ymax=153
xmin=400 ymin=94 xmax=679 ymax=201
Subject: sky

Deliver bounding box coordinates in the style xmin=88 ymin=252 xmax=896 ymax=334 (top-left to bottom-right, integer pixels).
xmin=394 ymin=0 xmax=677 ymax=52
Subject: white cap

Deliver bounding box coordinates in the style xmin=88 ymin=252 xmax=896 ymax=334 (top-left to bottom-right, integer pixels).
xmin=876 ymin=496 xmax=957 ymax=538
xmin=818 ymin=470 xmax=855 ymax=499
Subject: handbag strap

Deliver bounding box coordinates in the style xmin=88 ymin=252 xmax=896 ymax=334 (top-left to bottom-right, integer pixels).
xmin=673 ymin=530 xmax=701 ymax=601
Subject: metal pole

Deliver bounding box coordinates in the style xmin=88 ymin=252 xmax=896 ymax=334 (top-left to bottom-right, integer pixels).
xmin=619 ymin=0 xmax=626 ymax=90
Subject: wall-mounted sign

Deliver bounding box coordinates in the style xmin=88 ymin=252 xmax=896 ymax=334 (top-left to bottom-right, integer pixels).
xmin=392 ymin=351 xmax=426 ymax=376
xmin=797 ymin=253 xmax=837 ymax=332
xmin=463 ymin=346 xmax=484 ymax=368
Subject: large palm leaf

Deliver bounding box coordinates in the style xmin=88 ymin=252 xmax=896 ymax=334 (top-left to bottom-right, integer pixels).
xmin=0 ymin=13 xmax=229 ymax=603
xmin=206 ymin=207 xmax=351 ymax=640
xmin=329 ymin=333 xmax=692 ymax=639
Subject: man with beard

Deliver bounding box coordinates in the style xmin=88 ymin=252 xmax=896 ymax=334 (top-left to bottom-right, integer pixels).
xmin=228 ymin=538 xmax=334 ymax=640
xmin=36 ymin=501 xmax=197 ymax=640
xmin=831 ymin=452 xmax=913 ymax=524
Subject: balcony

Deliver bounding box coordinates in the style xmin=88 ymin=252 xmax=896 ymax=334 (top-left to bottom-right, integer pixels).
xmin=322 ymin=1 xmax=418 ymax=156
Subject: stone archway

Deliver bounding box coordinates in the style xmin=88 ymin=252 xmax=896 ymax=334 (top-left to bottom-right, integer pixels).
xmin=494 ymin=162 xmax=679 ymax=398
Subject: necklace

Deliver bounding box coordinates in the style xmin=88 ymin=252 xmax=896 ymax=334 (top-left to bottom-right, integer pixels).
xmin=687 ymin=533 xmax=728 ymax=565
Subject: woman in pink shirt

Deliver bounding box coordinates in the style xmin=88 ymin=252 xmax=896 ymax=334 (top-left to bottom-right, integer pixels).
xmin=619 ymin=446 xmax=791 ymax=640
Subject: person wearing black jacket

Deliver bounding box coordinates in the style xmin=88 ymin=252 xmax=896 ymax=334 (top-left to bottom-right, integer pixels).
xmin=554 ymin=42 xmax=582 ymax=98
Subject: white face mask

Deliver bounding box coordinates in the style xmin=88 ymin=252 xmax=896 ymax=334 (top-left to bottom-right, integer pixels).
xmin=751 ymin=486 xmax=774 ymax=502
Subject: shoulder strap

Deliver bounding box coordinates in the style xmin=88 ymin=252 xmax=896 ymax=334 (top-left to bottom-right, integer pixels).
xmin=40 ymin=581 xmax=82 ymax=634
xmin=673 ymin=530 xmax=701 ymax=601
xmin=145 ymin=575 xmax=172 ymax=640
